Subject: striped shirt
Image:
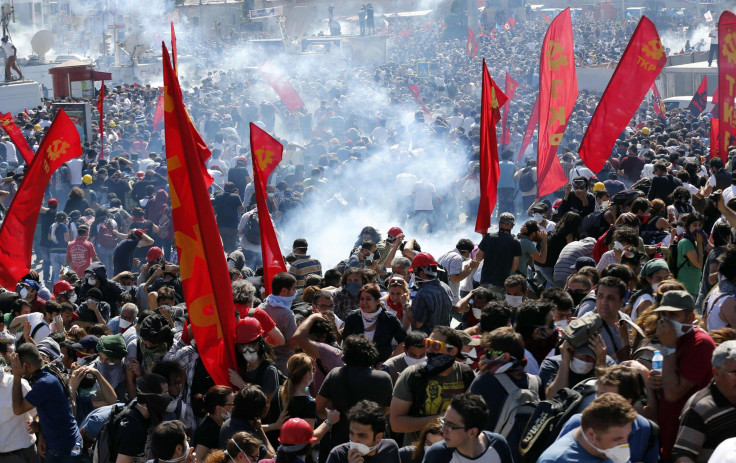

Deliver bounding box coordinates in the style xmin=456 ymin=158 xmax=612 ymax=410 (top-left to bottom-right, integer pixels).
xmin=288 ymin=254 xmax=322 ymax=288
xmin=673 ymin=381 xmax=736 ymax=463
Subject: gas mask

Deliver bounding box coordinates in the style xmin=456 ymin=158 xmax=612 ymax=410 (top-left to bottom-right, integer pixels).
xmin=242 ymin=348 xmax=259 ymax=363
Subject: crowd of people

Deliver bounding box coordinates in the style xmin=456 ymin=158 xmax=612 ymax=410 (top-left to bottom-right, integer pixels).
xmin=1 ymin=5 xmax=736 ymax=463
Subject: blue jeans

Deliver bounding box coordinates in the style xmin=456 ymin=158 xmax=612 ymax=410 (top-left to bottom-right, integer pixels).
xmin=50 ymin=252 xmax=66 ymax=285
xmin=537 ymin=266 xmax=556 ymax=288
xmin=96 ymin=246 xmax=115 ymax=275
xmin=44 ymin=448 xmax=83 ymax=463
xmin=36 ymin=245 xmax=51 ymax=283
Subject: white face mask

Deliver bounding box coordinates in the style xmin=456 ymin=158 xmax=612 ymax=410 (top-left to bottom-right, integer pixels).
xmin=505 ymin=295 xmax=523 ymax=307
xmin=119 ymin=318 xmax=134 ymax=329
xmin=533 ymin=213 xmax=544 ymax=223
xmin=676 ymin=226 xmax=685 ymax=235
xmin=87 ymin=277 xmax=97 ymax=286
xmin=220 ymin=411 xmax=231 ymax=421
xmin=600 ymin=200 xmax=610 ymax=209
xmin=613 ymin=241 xmax=625 ymax=252
xmin=581 ymin=429 xmax=631 ymax=463
xmin=651 ymin=283 xmax=659 ymax=292
xmin=404 ymin=353 xmax=426 ymax=366
xmin=569 ymin=357 xmax=594 ymax=375
xmin=242 ymin=349 xmax=259 ymax=363
xmin=472 ymin=307 xmax=482 ymax=319
xmin=554 ymin=319 xmax=569 ymax=330
xmin=349 ymin=441 xmax=377 ymax=456
xmin=69 ymin=292 xmax=78 ymax=303
xmin=668 ymin=319 xmax=693 ymax=338
xmin=19 ymin=287 xmax=28 ymax=299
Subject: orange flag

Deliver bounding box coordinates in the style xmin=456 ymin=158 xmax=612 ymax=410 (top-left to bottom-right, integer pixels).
xmin=475 ymin=59 xmax=508 ymax=235
xmin=537 ymin=8 xmax=577 ymax=198
xmin=579 ymin=17 xmax=666 ymax=173
xmin=249 ymin=124 xmax=287 ymax=295
xmin=0 ymin=111 xmax=82 ymax=289
xmin=162 ymin=43 xmax=236 ymax=386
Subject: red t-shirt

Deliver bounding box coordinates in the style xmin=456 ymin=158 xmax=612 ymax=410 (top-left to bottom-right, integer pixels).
xmin=234 ymin=303 xmax=277 ymax=333
xmin=66 ymin=238 xmax=97 ymax=277
xmin=657 ymin=327 xmax=716 ymax=460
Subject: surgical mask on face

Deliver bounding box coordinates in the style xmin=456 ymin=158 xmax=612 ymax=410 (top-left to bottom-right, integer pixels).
xmin=119 ymin=318 xmax=134 ymax=329
xmin=613 ymin=241 xmax=625 ymax=252
xmin=676 ymin=226 xmax=685 ymax=235
xmin=19 ymin=287 xmax=28 ymax=299
xmin=569 ymin=357 xmax=594 ymax=374
xmin=554 ymin=319 xmax=569 ymax=330
xmin=122 ymin=285 xmax=134 ymax=291
xmin=600 ymin=200 xmax=610 ymax=209
xmin=404 ymin=353 xmax=426 ymax=366
xmin=221 ymin=411 xmax=231 ymax=421
xmin=87 ymin=277 xmax=97 ymax=286
xmin=533 ymin=213 xmax=544 ymax=223
xmin=505 ymin=295 xmax=523 ymax=307
xmin=242 ymin=349 xmax=259 ymax=363
xmin=668 ymin=319 xmax=693 ymax=338
xmin=651 ymin=283 xmax=659 ymax=292
xmin=68 ymin=292 xmax=77 ymax=303
xmin=581 ymin=430 xmax=631 ymax=463
xmin=345 ymin=282 xmax=362 ymax=296
xmin=349 ymin=441 xmax=377 ymax=456
xmin=472 ymin=307 xmax=482 ymax=319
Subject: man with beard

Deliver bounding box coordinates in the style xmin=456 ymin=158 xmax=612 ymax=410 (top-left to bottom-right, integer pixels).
xmin=390 ymin=326 xmax=475 ymax=445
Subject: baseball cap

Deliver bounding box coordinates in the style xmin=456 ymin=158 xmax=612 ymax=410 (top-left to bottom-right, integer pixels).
xmin=653 ymin=290 xmax=695 ymax=313
xmin=458 ymin=330 xmax=481 ymax=347
xmin=72 ymin=335 xmax=100 ymax=353
xmin=278 ymin=418 xmax=318 ymax=448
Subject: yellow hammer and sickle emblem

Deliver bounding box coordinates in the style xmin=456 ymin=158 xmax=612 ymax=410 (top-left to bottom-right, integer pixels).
xmin=255 ymin=148 xmax=275 ymax=171
xmin=47 ymin=139 xmax=69 ymax=161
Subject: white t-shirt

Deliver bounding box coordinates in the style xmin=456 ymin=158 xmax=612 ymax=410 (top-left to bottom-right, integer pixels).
xmin=27 ymin=312 xmax=50 ymax=344
xmin=710 ymin=438 xmax=736 ymax=463
xmin=395 ymin=173 xmax=417 ymax=197
xmin=1 ymin=42 xmax=15 ymax=58
xmin=412 ymin=181 xmax=437 ymax=211
xmin=67 ymin=158 xmax=83 ymax=185
xmin=568 ymin=166 xmax=594 ymax=183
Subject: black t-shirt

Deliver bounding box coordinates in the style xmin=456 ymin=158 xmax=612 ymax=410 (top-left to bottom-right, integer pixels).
xmin=287 ymin=394 xmax=316 ymax=421
xmin=113 ymin=238 xmax=139 ymax=274
xmin=212 ymin=192 xmax=243 ymax=228
xmin=113 ymin=404 xmax=150 ymax=458
xmin=193 ymin=415 xmax=221 ymax=450
xmin=478 ymin=233 xmax=522 ymax=286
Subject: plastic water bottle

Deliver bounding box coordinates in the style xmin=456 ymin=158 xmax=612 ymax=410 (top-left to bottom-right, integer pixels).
xmin=652 ymin=350 xmax=663 ymax=372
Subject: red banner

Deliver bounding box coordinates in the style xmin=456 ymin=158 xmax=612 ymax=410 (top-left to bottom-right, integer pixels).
xmin=542 ymin=13 xmax=552 ymax=23
xmin=501 ymin=72 xmax=519 ymax=145
xmin=719 ymin=12 xmax=736 ymax=158
xmin=249 ymin=124 xmax=287 ymax=295
xmin=468 ymin=28 xmax=479 ymax=58
xmin=0 ymin=111 xmax=82 ymax=289
xmin=475 ymin=59 xmax=508 ymax=235
xmin=162 ymin=44 xmax=236 ymax=386
xmin=516 ymin=96 xmax=539 ymax=163
xmin=579 ymin=17 xmax=666 ymax=173
xmin=257 ymin=60 xmax=305 ymax=114
xmin=652 ymin=82 xmax=666 ymax=121
xmin=537 ymin=8 xmax=577 ymax=198
xmin=97 ymin=81 xmax=105 ymax=160
xmin=407 ymin=85 xmax=431 ymax=118
xmin=711 ymin=86 xmax=721 ymax=161
xmin=688 ymin=75 xmax=708 ymax=116
xmin=0 ymin=113 xmax=34 ymax=164
xmin=153 ymin=93 xmax=165 ymax=131
xmin=171 ymin=21 xmax=178 ymax=75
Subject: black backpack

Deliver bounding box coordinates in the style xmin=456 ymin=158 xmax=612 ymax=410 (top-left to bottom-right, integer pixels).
xmin=519 ymin=168 xmax=535 ymax=191
xmin=244 ymin=213 xmax=261 ymax=244
xmin=91 ymin=402 xmax=131 ymax=463
xmin=666 ymin=236 xmax=687 ymax=278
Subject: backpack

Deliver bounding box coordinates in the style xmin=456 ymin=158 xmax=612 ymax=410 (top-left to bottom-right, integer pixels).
xmin=494 ymin=373 xmax=541 ymax=437
xmin=580 ymin=211 xmax=606 ymax=239
xmin=91 ymin=402 xmax=130 ymax=463
xmin=519 ymin=168 xmax=535 ymax=191
xmin=244 ymin=213 xmax=260 ymax=244
xmin=97 ymin=219 xmax=118 ymax=249
xmin=666 ymin=236 xmax=687 ymax=278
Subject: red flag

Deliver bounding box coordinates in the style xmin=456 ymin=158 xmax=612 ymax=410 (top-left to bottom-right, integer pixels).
xmin=97 ymin=81 xmax=105 ymax=160
xmin=579 ymin=17 xmax=666 ymax=173
xmin=711 ymin=85 xmax=720 ymax=118
xmin=537 ymin=8 xmax=577 ymax=198
xmin=0 ymin=111 xmax=82 ymax=289
xmin=467 ymin=28 xmax=479 ymax=59
xmin=509 ymin=17 xmax=516 ymax=28
xmin=249 ymin=124 xmax=287 ymax=295
xmin=688 ymin=75 xmax=708 ymax=116
xmin=712 ymin=117 xmax=720 ymax=161
xmin=504 ymin=21 xmax=511 ymax=31
xmin=719 ymin=12 xmax=736 ymax=159
xmin=162 ymin=43 xmax=236 ymax=386
xmin=171 ymin=21 xmax=178 ymax=76
xmin=501 ymin=73 xmax=519 ymax=145
xmin=400 ymin=28 xmax=410 ymax=37
xmin=651 ymin=82 xmax=666 ymax=121
xmin=542 ymin=13 xmax=552 ymax=23
xmin=516 ymin=96 xmax=539 ymax=163
xmin=153 ymin=93 xmax=165 ymax=131
xmin=407 ymin=85 xmax=431 ymax=118
xmin=257 ymin=60 xmax=305 ymax=114
xmin=0 ymin=113 xmax=34 ymax=164
xmin=475 ymin=59 xmax=509 ymax=235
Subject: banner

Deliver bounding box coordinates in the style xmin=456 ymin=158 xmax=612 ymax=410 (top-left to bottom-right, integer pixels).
xmin=711 ymin=86 xmax=720 ymax=161
xmin=688 ymin=75 xmax=708 ymax=116
xmin=171 ymin=21 xmax=178 ymax=75
xmin=153 ymin=93 xmax=165 ymax=131
xmin=162 ymin=43 xmax=236 ymax=386
xmin=407 ymin=85 xmax=431 ymax=118
xmin=97 ymin=81 xmax=105 ymax=160
xmin=579 ymin=17 xmax=666 ymax=173
xmin=249 ymin=124 xmax=287 ymax=294
xmin=719 ymin=12 xmax=736 ymax=158
xmin=516 ymin=96 xmax=539 ymax=163
xmin=467 ymin=28 xmax=479 ymax=59
xmin=0 ymin=113 xmax=34 ymax=164
xmin=475 ymin=59 xmax=509 ymax=235
xmin=0 ymin=111 xmax=82 ymax=289
xmin=501 ymin=72 xmax=519 ymax=145
xmin=537 ymin=8 xmax=577 ymax=198
xmin=257 ymin=60 xmax=305 ymax=114
xmin=652 ymin=82 xmax=666 ymax=121
xmin=542 ymin=13 xmax=552 ymax=24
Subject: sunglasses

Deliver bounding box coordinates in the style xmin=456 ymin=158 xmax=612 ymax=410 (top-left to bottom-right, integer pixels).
xmin=423 ymin=338 xmax=455 ymax=352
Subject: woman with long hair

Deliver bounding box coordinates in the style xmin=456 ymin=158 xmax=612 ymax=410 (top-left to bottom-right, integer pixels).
xmin=380 ymin=277 xmax=412 ymax=330
xmin=204 ymin=432 xmax=262 ymax=463
xmin=398 ymin=418 xmax=443 ymax=463
xmin=228 ymin=318 xmax=280 ymax=410
xmin=194 ymin=386 xmax=234 ymax=463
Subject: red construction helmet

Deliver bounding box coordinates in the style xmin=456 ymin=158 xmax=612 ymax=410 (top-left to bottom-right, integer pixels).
xmin=279 ymin=418 xmax=318 ymax=445
xmin=235 ymin=318 xmax=264 ymax=344
xmin=409 ymin=252 xmax=438 ymax=272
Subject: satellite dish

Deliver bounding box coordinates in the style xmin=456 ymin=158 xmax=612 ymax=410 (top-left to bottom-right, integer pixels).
xmin=31 ymin=30 xmax=54 ymax=60
xmin=122 ymin=33 xmax=147 ymax=59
